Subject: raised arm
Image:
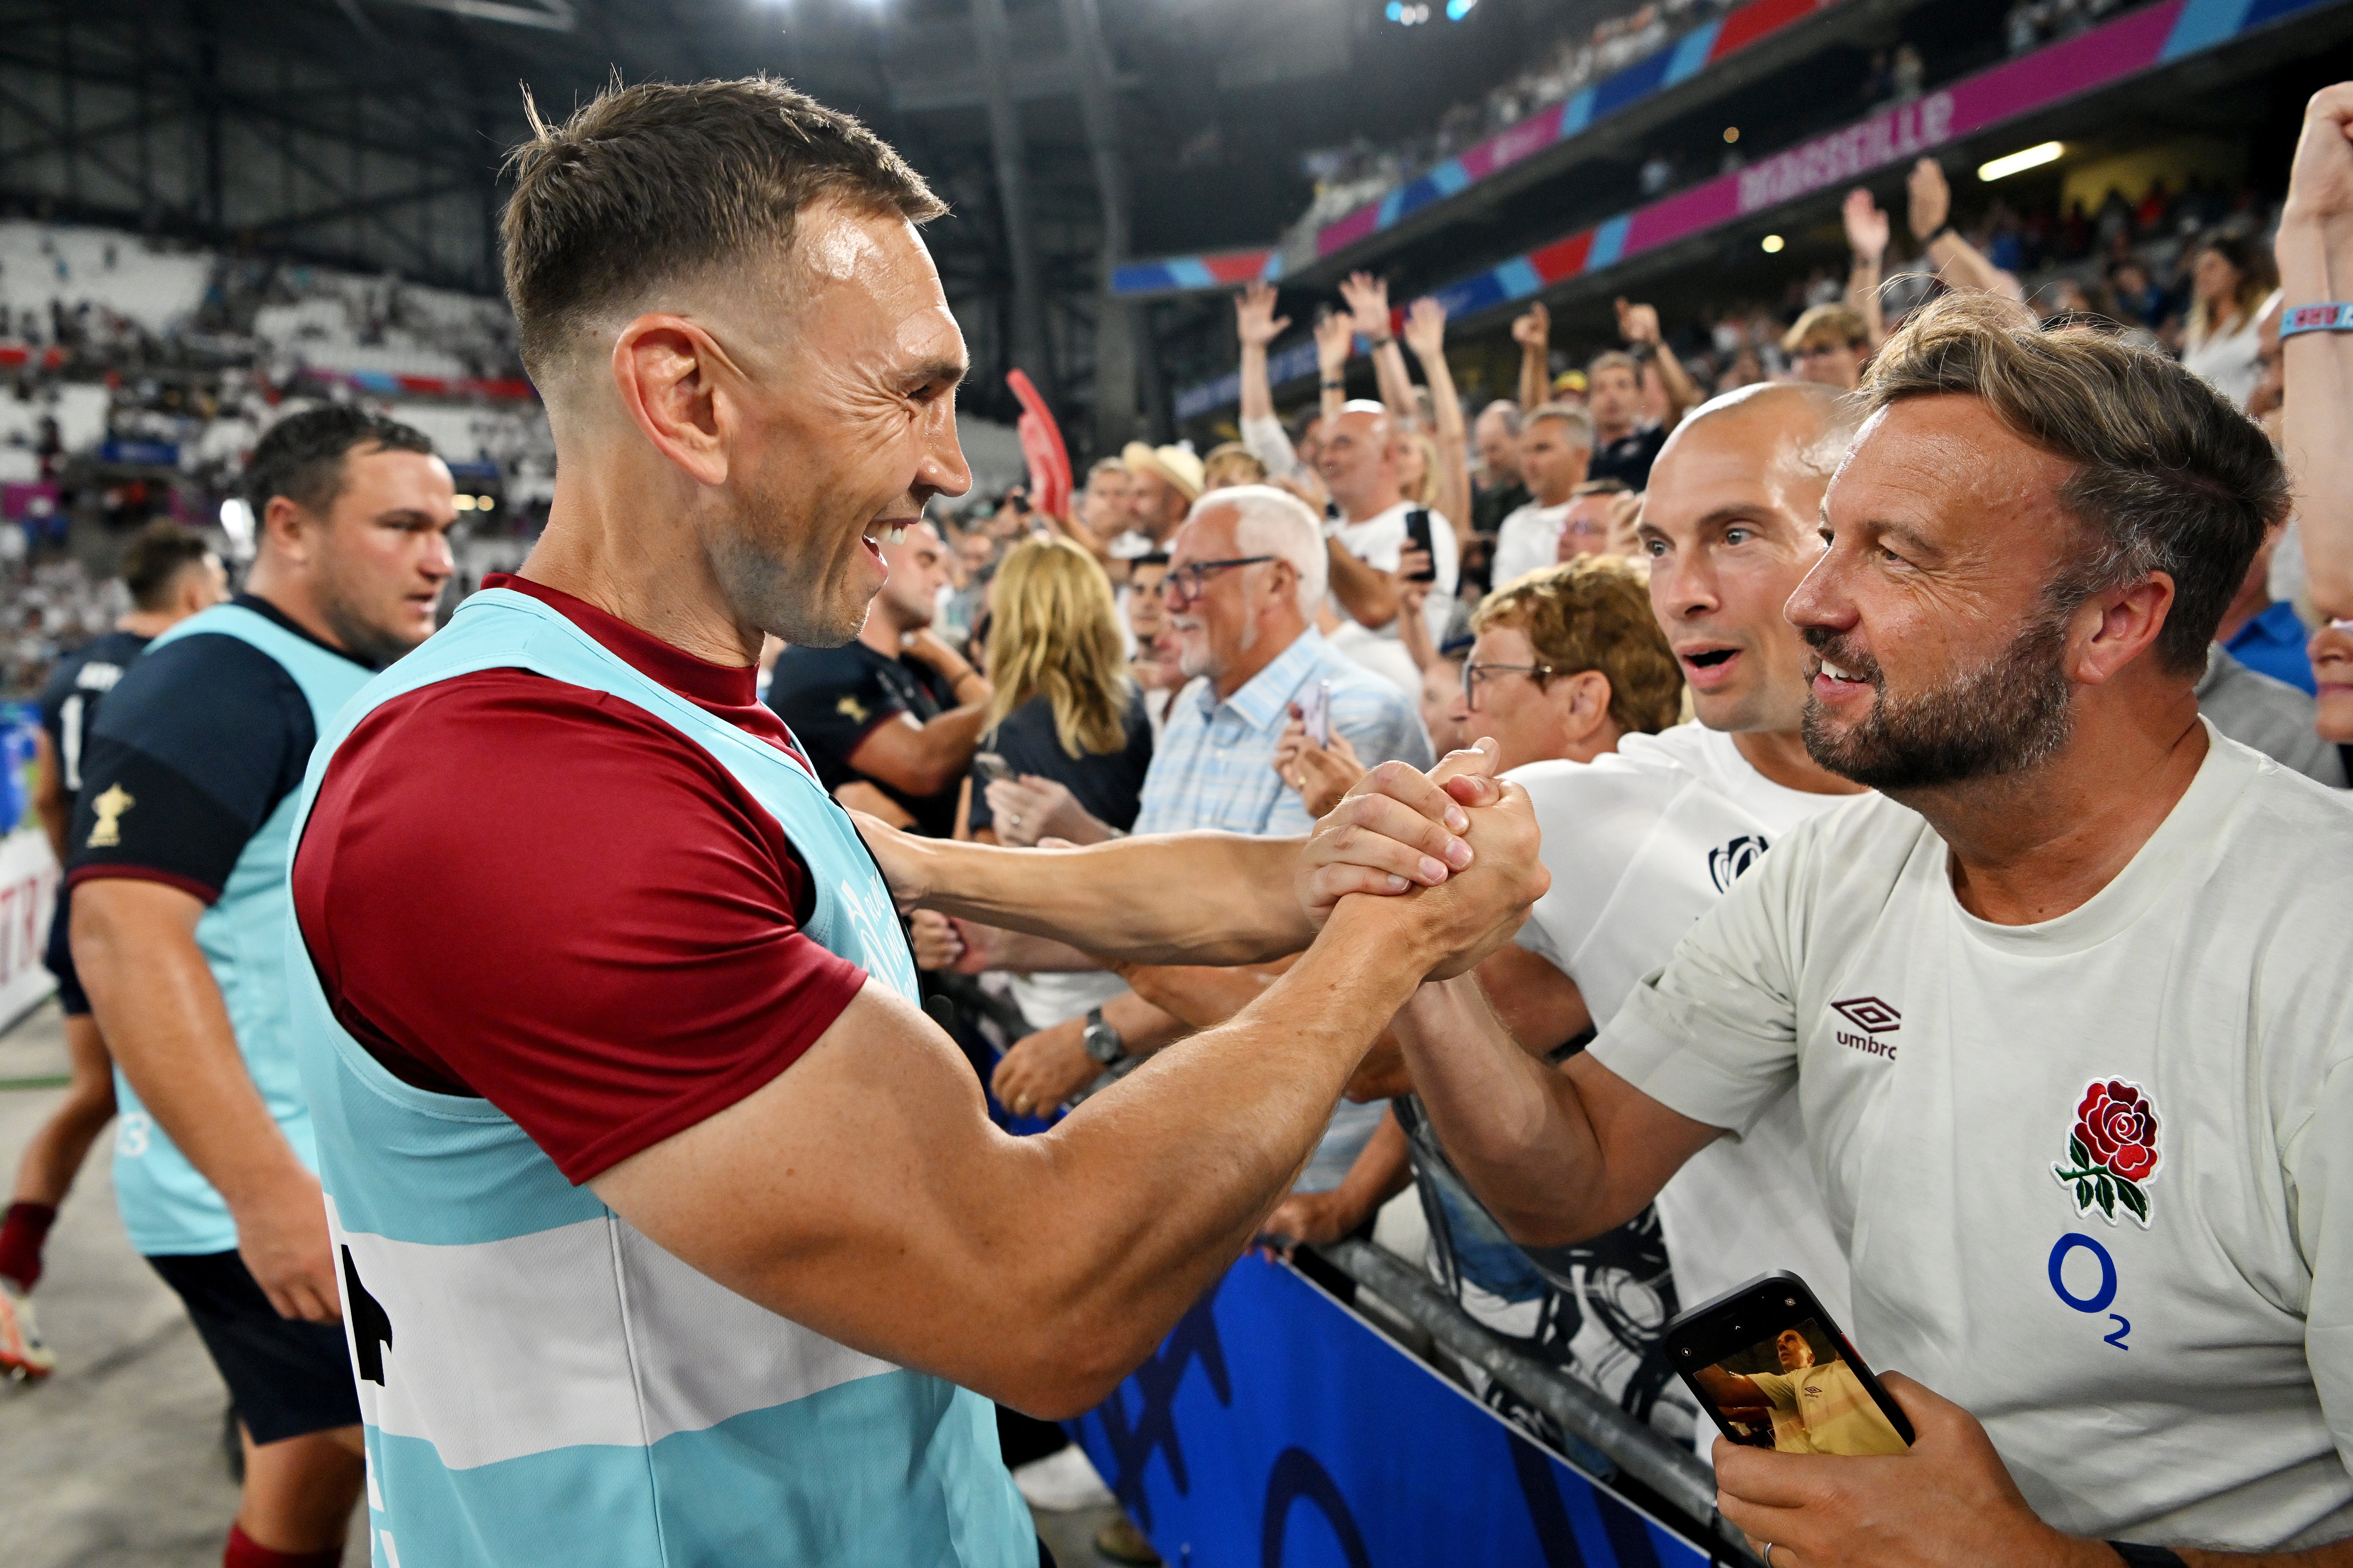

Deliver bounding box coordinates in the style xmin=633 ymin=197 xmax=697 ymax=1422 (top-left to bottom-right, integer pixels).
xmin=1342 ymin=271 xmax=1420 ymax=428
xmin=592 ymin=785 xmax=1547 ymax=1419
xmin=1843 ymin=187 xmax=1891 ymax=347
xmin=1315 ymin=311 xmax=1355 ymax=422
xmin=1908 ymin=158 xmax=2024 ymax=302
xmin=1237 ymin=281 xmax=1290 ymax=431
xmin=2280 ymin=83 xmax=2353 ymax=617
xmin=1405 ymin=298 xmax=1474 ymax=548
xmin=1514 ymin=302 xmax=1553 ymax=412
xmin=1618 ymin=298 xmax=1702 ymax=428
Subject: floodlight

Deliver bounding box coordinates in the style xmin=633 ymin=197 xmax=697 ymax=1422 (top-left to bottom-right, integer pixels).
xmin=1977 ymin=142 xmax=2063 ymax=182
xmin=1760 ymin=234 xmax=1785 ymax=254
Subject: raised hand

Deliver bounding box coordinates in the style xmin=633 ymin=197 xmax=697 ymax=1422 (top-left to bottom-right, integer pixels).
xmin=1614 ymin=297 xmax=1662 ymax=346
xmin=1339 ymin=271 xmax=1393 ymax=340
xmin=1314 ymin=310 xmax=1357 ymax=376
xmin=1403 ymin=297 xmax=1448 ymax=361
xmin=1236 ymin=280 xmax=1291 ymax=349
xmin=1511 ymin=301 xmax=1551 ymax=349
xmin=2283 ymin=81 xmax=2353 ymax=236
xmin=1907 ymin=156 xmax=1951 ymax=242
xmin=1843 ymin=187 xmax=1890 ymax=262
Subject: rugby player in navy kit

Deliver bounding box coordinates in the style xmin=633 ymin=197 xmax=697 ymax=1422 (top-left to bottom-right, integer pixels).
xmin=69 ymin=408 xmax=455 ymax=1568
xmin=0 ymin=521 xmax=225 ymax=1379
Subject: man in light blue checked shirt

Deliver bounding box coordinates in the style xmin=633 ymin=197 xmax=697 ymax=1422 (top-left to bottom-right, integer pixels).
xmin=991 ymin=485 xmax=1429 ymax=1190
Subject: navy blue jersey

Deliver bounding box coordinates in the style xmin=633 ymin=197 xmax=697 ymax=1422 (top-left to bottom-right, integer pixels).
xmin=765 ymin=641 xmax=960 ymax=837
xmin=66 ymin=596 xmax=371 ymax=903
xmin=36 ymin=629 xmax=152 ymax=809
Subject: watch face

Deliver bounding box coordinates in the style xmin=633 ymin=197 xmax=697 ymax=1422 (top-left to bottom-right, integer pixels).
xmin=1085 ymin=1023 xmax=1121 ymax=1063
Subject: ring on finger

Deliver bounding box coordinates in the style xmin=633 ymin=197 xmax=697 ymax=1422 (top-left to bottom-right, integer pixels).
xmin=1760 ymin=1546 xmax=1778 ymax=1567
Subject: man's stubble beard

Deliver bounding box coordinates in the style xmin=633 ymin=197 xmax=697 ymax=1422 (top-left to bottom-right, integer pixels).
xmin=711 ymin=478 xmax=867 ymax=648
xmin=1800 ymin=611 xmax=2075 ymax=792
xmin=316 ymin=560 xmax=436 ymax=670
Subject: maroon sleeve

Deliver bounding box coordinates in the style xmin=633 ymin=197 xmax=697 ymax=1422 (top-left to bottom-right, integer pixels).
xmin=293 ymin=669 xmax=869 ymax=1184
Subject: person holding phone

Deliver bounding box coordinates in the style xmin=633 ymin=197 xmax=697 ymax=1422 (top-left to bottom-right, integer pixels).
xmin=1319 ymin=297 xmax=2353 ymax=1556
xmin=1317 ymin=402 xmax=1462 ymax=699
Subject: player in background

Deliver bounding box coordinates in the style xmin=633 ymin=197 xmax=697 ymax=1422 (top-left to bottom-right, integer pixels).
xmin=69 ymin=407 xmax=454 ymax=1568
xmin=0 ymin=520 xmax=225 ymax=1378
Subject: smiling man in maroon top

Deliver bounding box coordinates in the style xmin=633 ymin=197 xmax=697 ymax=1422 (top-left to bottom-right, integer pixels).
xmin=287 ymin=77 xmax=1544 ymax=1562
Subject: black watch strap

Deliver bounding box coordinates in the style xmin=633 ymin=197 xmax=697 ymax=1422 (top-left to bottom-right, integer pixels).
xmin=2107 ymin=1544 xmax=2189 ymax=1568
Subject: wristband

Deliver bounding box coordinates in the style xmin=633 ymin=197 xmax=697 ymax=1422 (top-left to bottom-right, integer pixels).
xmin=1924 ymin=224 xmax=1955 ymax=247
xmin=2282 ymin=302 xmax=2353 ymax=337
xmin=2106 ymin=1544 xmax=2188 ymax=1568
xmin=1321 ymin=377 xmax=1346 ymax=390
xmin=1369 ymin=333 xmax=1395 ymax=347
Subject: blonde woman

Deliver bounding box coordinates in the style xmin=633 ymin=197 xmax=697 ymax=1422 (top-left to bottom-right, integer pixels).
xmin=962 ymin=536 xmax=1154 ymax=851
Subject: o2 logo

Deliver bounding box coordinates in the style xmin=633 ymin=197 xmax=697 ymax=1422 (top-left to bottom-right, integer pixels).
xmin=2048 ymin=1232 xmax=2130 ymax=1349
xmin=116 ymin=1113 xmax=153 ymax=1158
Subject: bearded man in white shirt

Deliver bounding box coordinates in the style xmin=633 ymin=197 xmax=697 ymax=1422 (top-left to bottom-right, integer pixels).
xmin=1319 ymin=295 xmax=2353 ymax=1558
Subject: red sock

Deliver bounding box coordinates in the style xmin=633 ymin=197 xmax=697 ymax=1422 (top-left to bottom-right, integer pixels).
xmin=0 ymin=1202 xmax=57 ymax=1291
xmin=223 ymin=1523 xmax=343 ymax=1568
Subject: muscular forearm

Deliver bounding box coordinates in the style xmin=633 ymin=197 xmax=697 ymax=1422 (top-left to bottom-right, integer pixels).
xmin=72 ymin=882 xmax=304 ymax=1206
xmin=2280 ymin=219 xmax=2353 ymax=615
xmin=1120 ymin=956 xmax=1290 ymax=1030
xmin=869 ymin=823 xmax=1317 ymax=965
xmin=1393 ymin=974 xmax=1627 ymax=1247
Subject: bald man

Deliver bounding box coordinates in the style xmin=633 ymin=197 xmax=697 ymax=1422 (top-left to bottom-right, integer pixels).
xmin=1317 ymin=400 xmax=1461 ymax=697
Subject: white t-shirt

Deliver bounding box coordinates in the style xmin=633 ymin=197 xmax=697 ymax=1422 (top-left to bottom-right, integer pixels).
xmin=1591 ymin=725 xmax=2353 ymax=1547
xmin=1510 ymin=725 xmax=1858 ymax=1443
xmin=1490 ymin=499 xmax=1573 ymax=590
xmin=1327 ymin=504 xmax=1460 ymax=696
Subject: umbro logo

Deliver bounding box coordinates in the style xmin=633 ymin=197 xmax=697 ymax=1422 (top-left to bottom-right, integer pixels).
xmin=1832 ymin=996 xmax=1900 ymax=1060
xmin=1831 ymin=996 xmax=1900 ymax=1033
xmin=1707 ymin=833 xmax=1770 ymax=893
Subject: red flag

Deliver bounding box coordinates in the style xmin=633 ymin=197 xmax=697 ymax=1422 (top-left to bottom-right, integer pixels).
xmin=1006 ymin=369 xmax=1072 ymax=523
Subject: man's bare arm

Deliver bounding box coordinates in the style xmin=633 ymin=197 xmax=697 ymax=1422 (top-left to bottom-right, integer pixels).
xmin=1472 ymin=943 xmax=1592 ymax=1058
xmin=2280 ymin=84 xmax=2353 ymax=616
xmin=593 ymin=795 xmax=1545 ymax=1419
xmin=1392 ymin=972 xmax=1720 ymax=1248
xmin=847 ymin=704 xmax=991 ymax=799
xmin=73 ymin=879 xmax=342 ymax=1324
xmin=1326 ymin=540 xmax=1403 ymax=630
xmin=858 ymin=757 xmax=1484 ymax=967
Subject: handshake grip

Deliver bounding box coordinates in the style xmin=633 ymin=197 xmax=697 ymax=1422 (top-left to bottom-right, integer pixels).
xmin=1296 ymin=746 xmax=1551 ymax=981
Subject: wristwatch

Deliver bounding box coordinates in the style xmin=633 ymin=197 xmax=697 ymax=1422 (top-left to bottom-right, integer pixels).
xmin=1082 ymin=1006 xmax=1128 ymax=1067
xmin=2106 ymin=1546 xmax=2188 ymax=1568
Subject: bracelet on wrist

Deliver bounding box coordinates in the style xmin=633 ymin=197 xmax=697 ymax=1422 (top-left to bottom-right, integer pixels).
xmin=1370 ymin=333 xmax=1394 ymax=347
xmin=1321 ymin=377 xmax=1346 ymax=390
xmin=1924 ymin=224 xmax=1955 ymax=247
xmin=2282 ymin=302 xmax=2353 ymax=337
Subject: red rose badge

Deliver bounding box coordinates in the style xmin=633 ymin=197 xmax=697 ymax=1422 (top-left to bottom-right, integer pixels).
xmin=2052 ymin=1078 xmax=2160 ymax=1227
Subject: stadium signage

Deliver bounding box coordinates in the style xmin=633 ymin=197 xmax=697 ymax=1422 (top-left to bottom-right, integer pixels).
xmin=1737 ymin=91 xmax=1956 ymax=213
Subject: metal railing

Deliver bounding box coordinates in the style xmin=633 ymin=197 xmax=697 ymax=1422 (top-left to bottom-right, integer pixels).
xmin=1314 ymin=1236 xmax=1763 ymax=1566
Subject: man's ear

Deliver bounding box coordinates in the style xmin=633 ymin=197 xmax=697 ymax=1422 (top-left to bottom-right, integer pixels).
xmin=1555 ymin=669 xmax=1614 ymax=741
xmin=261 ymin=496 xmax=318 ymax=565
xmin=2071 ymin=571 xmax=2174 ymax=686
xmin=610 ymin=314 xmax=740 ymax=488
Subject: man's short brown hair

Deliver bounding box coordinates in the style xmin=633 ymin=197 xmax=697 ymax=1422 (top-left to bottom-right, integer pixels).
xmin=1860 ymin=292 xmax=2288 ymax=676
xmin=501 ymin=77 xmax=946 ymax=382
xmin=1587 ymin=350 xmax=1640 ymax=383
xmin=1473 ymin=555 xmax=1683 ymax=735
xmin=1781 ymin=303 xmax=1870 ymax=354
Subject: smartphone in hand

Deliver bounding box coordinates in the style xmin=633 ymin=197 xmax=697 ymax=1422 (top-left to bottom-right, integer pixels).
xmin=1663 ymin=1273 xmax=1912 ymax=1456
xmin=1403 ymin=509 xmax=1438 ymax=583
xmin=1300 ymin=680 xmax=1333 ymax=748
xmin=974 ymin=752 xmax=1013 ymax=784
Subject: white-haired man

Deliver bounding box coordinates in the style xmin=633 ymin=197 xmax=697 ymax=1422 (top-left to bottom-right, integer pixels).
xmin=1318 ymin=401 xmax=1462 ymax=696
xmin=989 ymin=485 xmax=1428 ymax=1191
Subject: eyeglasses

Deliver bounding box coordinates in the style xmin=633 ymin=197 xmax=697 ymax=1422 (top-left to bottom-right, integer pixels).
xmin=1461 ymin=659 xmax=1556 ymax=712
xmin=1163 ymin=556 xmax=1277 ymax=603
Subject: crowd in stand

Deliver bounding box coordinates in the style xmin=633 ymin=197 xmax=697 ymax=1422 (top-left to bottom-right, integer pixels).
xmin=8 ymin=68 xmax=2353 ymax=1568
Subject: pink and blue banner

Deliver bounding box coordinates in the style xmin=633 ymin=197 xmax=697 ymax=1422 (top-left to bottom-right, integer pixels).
xmin=1314 ymin=0 xmax=1841 ymax=261
xmin=1176 ymin=0 xmax=2336 ymax=419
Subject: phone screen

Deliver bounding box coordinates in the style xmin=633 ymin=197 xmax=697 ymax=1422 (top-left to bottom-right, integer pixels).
xmin=1301 ymin=681 xmax=1333 ymax=748
xmin=974 ymin=752 xmax=1013 ymax=784
xmin=1664 ymin=1273 xmax=1912 ymax=1456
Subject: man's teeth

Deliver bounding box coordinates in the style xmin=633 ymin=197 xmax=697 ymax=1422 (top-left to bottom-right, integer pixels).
xmin=871 ymin=524 xmax=908 ymax=545
xmin=1821 ymin=659 xmax=1861 ymax=682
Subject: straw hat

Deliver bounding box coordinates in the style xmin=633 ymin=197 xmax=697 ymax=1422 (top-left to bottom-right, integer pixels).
xmin=1121 ymin=441 xmax=1206 ymax=503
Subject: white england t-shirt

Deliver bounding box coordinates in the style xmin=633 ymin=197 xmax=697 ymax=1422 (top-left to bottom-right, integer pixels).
xmin=1510 ymin=724 xmax=1859 ymax=1444
xmin=1592 ymin=725 xmax=2353 ymax=1547
xmin=1328 ymin=503 xmax=1459 ymax=696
